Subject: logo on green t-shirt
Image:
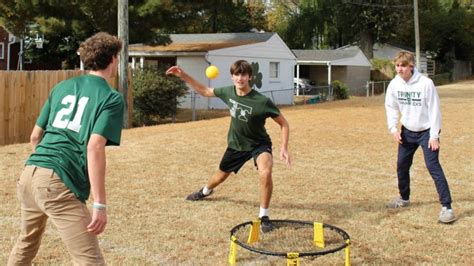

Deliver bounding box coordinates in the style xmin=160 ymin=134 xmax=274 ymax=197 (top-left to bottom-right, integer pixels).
xmin=229 ymin=98 xmax=252 ymax=122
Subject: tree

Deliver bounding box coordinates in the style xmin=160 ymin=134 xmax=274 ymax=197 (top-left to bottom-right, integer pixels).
xmin=1 ymin=1 xmax=111 ymax=69
xmin=267 ymin=1 xmax=317 ymax=48
xmin=447 ymin=2 xmax=474 ymax=63
xmin=392 ymin=0 xmax=474 ymax=72
xmin=159 ymin=0 xmax=254 ymax=33
xmin=0 ymin=0 xmax=170 ymax=69
xmin=268 ymin=0 xmax=409 ymax=57
xmin=246 ymin=0 xmax=268 ymax=32
xmin=279 ymin=7 xmax=311 ymax=48
xmin=266 ymin=0 xmax=297 ymax=35
xmin=0 ymin=0 xmax=266 ymax=69
xmin=332 ymin=0 xmax=409 ymax=58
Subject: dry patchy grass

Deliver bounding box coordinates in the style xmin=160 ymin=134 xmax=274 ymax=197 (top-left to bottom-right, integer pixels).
xmin=1 ymin=80 xmax=473 ymax=265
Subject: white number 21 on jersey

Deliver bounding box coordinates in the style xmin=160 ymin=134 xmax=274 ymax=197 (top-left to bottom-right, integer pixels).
xmin=52 ymin=95 xmax=89 ymax=132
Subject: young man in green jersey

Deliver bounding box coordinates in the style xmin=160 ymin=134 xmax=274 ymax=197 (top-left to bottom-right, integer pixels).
xmin=166 ymin=60 xmax=291 ymax=232
xmin=8 ymin=32 xmax=124 ymax=265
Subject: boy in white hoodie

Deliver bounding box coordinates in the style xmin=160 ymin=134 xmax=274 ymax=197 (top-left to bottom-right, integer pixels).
xmin=385 ymin=51 xmax=455 ymax=224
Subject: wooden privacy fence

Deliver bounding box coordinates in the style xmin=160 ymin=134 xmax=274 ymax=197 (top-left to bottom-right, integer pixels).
xmin=0 ymin=70 xmax=132 ymax=146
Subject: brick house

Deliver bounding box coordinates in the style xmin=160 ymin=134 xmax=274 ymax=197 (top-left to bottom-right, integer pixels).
xmin=0 ymin=26 xmax=20 ymax=70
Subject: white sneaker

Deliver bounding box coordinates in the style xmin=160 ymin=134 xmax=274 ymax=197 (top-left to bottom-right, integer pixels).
xmin=438 ymin=207 xmax=456 ymax=224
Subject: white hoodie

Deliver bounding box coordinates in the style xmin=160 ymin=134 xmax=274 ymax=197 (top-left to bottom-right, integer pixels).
xmin=385 ymin=69 xmax=442 ymax=139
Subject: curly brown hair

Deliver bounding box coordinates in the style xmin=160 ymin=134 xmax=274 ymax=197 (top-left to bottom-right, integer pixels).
xmin=78 ymin=32 xmax=122 ymax=71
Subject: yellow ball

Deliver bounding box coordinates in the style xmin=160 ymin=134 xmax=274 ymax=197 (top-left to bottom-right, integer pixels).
xmin=206 ymin=65 xmax=219 ymax=79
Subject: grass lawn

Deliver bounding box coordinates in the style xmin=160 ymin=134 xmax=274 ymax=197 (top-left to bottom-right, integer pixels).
xmin=1 ymin=79 xmax=473 ymax=265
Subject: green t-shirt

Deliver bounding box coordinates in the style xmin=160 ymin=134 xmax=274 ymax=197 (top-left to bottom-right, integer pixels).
xmin=214 ymin=86 xmax=280 ymax=151
xmin=26 ymin=74 xmax=125 ymax=202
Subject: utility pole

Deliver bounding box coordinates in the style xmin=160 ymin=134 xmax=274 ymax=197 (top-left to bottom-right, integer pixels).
xmin=118 ymin=0 xmax=129 ymax=128
xmin=414 ymin=0 xmax=421 ymax=70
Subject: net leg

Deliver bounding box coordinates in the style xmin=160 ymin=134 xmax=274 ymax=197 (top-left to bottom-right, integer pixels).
xmin=287 ymin=252 xmax=300 ymax=266
xmin=345 ymin=239 xmax=351 ymax=266
xmin=228 ymin=235 xmax=237 ymax=265
xmin=313 ymin=222 xmax=325 ymax=248
xmin=247 ymin=220 xmax=261 ymax=244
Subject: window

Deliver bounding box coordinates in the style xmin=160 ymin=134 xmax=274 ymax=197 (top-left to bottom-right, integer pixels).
xmin=0 ymin=43 xmax=4 ymax=60
xmin=270 ymin=62 xmax=279 ymax=79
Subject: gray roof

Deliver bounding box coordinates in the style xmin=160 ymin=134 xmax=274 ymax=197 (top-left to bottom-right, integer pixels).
xmin=292 ymin=49 xmax=359 ymax=62
xmin=292 ymin=47 xmax=371 ymax=67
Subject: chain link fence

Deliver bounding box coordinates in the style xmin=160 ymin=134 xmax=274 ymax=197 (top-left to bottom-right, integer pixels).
xmin=186 ymin=86 xmax=334 ymax=121
xmin=365 ymin=80 xmax=391 ymax=96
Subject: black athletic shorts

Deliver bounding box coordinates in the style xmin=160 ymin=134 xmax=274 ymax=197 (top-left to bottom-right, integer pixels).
xmin=219 ymin=144 xmax=272 ymax=174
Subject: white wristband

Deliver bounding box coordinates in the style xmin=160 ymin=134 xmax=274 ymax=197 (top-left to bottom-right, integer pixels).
xmin=93 ymin=202 xmax=107 ymax=210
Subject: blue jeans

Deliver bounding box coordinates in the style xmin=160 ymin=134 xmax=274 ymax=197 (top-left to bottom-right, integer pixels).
xmin=397 ymin=127 xmax=452 ymax=208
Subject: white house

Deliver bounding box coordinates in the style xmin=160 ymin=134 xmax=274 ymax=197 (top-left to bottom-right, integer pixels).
xmin=372 ymin=43 xmax=434 ymax=76
xmin=0 ymin=26 xmax=21 ymax=70
xmin=293 ymin=47 xmax=372 ymax=95
xmin=129 ymin=32 xmax=296 ymax=109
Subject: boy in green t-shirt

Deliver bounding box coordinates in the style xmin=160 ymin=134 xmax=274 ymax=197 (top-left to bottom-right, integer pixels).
xmin=9 ymin=32 xmax=124 ymax=265
xmin=166 ymin=60 xmax=291 ymax=232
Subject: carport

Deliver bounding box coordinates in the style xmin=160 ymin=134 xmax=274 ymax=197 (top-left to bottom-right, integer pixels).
xmin=293 ymin=48 xmax=371 ymax=96
xmin=294 ymin=59 xmax=331 ymax=96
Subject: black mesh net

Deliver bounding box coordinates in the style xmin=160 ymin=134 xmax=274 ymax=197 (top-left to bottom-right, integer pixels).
xmin=230 ymin=220 xmax=350 ymax=258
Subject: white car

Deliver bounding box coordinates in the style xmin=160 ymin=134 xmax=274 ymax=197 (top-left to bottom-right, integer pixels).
xmin=294 ymin=78 xmax=315 ymax=94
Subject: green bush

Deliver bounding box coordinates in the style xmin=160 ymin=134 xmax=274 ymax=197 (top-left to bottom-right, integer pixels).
xmin=371 ymin=58 xmax=395 ymax=80
xmin=132 ymin=67 xmax=188 ymax=126
xmin=371 ymin=58 xmax=394 ymax=71
xmin=331 ymin=80 xmax=349 ymax=100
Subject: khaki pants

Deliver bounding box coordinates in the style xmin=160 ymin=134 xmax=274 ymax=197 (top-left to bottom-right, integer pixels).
xmin=8 ymin=165 xmax=105 ymax=265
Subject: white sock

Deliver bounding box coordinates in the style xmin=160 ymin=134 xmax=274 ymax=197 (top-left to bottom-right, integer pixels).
xmin=259 ymin=207 xmax=269 ymax=218
xmin=202 ymin=186 xmax=212 ymax=195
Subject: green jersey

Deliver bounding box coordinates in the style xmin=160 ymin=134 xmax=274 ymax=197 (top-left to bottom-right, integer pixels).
xmin=26 ymin=74 xmax=124 ymax=202
xmin=214 ymin=86 xmax=280 ymax=151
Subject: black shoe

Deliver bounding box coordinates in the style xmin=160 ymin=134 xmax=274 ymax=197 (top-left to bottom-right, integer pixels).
xmin=186 ymin=187 xmax=213 ymax=201
xmin=260 ymin=216 xmax=275 ymax=233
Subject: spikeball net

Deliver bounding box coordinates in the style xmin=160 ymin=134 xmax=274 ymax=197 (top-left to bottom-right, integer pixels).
xmin=228 ymin=219 xmax=351 ymax=265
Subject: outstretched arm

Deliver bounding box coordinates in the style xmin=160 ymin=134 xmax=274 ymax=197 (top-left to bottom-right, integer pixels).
xmin=166 ymin=66 xmax=215 ymax=97
xmin=272 ymin=114 xmax=291 ymax=168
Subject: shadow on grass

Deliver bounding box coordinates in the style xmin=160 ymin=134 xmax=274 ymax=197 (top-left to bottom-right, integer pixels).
xmin=208 ymin=196 xmax=390 ymax=220
xmin=193 ymin=195 xmax=474 ymax=223
xmin=459 ymin=208 xmax=474 ymax=219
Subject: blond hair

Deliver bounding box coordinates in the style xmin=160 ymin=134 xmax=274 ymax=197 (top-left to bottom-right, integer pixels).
xmin=393 ymin=51 xmax=415 ymax=66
